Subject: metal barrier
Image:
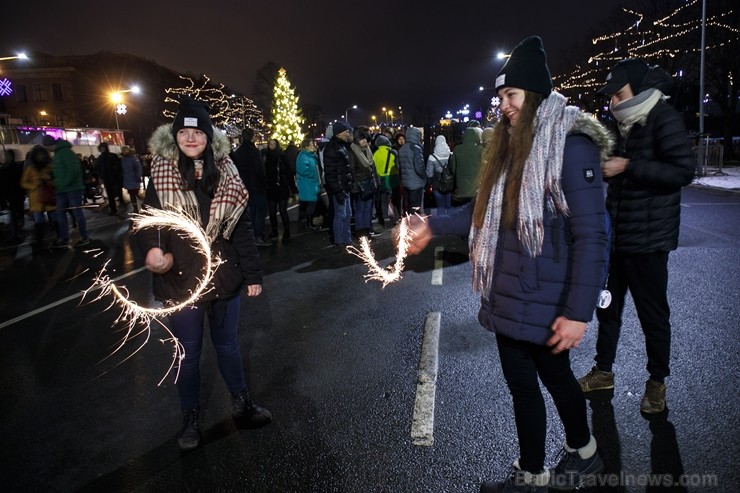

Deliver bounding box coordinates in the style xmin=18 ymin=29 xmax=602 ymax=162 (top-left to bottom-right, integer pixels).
xmin=694 ymin=141 xmax=725 ymax=176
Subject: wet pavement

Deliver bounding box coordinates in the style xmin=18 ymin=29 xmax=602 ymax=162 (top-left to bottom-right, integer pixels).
xmin=0 ymin=184 xmax=738 ymax=492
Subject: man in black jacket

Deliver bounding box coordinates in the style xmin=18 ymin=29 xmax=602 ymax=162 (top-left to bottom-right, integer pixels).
xmin=232 ymin=128 xmax=271 ymax=247
xmin=96 ymin=142 xmax=124 ymax=215
xmin=578 ymin=59 xmax=695 ymax=414
xmin=323 ymin=121 xmax=354 ymax=248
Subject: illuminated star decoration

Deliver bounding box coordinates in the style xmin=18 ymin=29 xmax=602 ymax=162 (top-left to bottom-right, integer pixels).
xmin=347 ymin=215 xmax=414 ymax=288
xmin=85 ymin=207 xmax=221 ymax=385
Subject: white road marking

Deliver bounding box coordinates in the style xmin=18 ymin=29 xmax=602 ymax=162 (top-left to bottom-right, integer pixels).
xmin=411 ymin=311 xmax=441 ymax=446
xmin=431 ymin=246 xmax=444 ymax=285
xmin=0 ymin=266 xmax=147 ymax=330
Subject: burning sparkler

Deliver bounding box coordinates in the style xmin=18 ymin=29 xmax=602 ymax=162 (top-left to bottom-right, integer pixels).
xmin=85 ymin=207 xmax=220 ymax=384
xmin=347 ymin=215 xmax=416 ymax=287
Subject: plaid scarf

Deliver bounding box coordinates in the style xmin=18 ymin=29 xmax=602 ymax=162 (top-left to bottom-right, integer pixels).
xmin=469 ymin=92 xmax=580 ymax=299
xmin=150 ymin=154 xmax=248 ymax=242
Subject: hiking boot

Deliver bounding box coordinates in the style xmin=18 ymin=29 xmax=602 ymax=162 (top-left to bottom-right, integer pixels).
xmin=578 ymin=366 xmax=614 ymax=392
xmin=177 ymin=407 xmax=200 ymax=450
xmin=231 ymin=389 xmax=272 ymax=428
xmin=480 ymin=463 xmax=549 ymax=492
xmin=640 ymin=379 xmax=666 ymax=414
xmin=75 ymin=237 xmax=90 ymax=247
xmin=549 ymin=437 xmax=604 ymax=490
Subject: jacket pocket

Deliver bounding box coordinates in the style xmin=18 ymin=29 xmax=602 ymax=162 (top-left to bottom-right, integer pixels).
xmin=517 ymin=256 xmax=539 ymax=292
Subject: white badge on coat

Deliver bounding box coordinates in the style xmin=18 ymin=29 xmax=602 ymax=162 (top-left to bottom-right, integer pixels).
xmin=597 ymin=289 xmax=612 ymax=309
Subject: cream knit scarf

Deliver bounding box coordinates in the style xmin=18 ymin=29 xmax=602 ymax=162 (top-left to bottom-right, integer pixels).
xmin=469 ymin=92 xmax=580 ymax=299
xmin=610 ymin=88 xmax=663 ymax=137
xmin=350 ymin=142 xmax=374 ymax=169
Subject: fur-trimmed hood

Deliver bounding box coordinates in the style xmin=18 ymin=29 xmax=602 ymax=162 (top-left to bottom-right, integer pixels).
xmin=569 ymin=112 xmax=615 ymax=164
xmin=148 ymin=124 xmax=231 ymax=161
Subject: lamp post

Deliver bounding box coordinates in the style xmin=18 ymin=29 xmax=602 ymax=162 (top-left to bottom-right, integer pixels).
xmin=371 ymin=115 xmax=376 ymax=129
xmin=109 ymin=85 xmax=141 ymax=133
xmin=398 ymin=106 xmax=403 ymax=126
xmin=344 ymin=104 xmax=357 ymax=124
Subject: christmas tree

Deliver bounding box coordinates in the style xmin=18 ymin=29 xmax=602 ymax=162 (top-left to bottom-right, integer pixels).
xmin=271 ymin=68 xmax=304 ymax=147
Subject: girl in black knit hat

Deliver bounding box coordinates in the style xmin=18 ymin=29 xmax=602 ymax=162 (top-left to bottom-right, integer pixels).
xmin=400 ymin=36 xmax=612 ymax=492
xmin=136 ymin=98 xmax=272 ymax=450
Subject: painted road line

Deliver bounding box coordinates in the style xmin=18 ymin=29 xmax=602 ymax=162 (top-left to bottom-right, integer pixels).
xmin=431 ymin=246 xmax=444 ymax=285
xmin=0 ymin=266 xmax=147 ymax=330
xmin=411 ymin=311 xmax=441 ymax=446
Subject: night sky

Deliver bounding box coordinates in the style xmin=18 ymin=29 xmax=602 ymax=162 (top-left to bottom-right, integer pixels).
xmin=4 ymin=0 xmax=619 ymax=122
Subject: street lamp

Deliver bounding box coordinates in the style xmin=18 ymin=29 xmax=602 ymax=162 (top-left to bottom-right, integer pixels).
xmin=344 ymin=104 xmax=357 ymax=124
xmin=109 ymin=85 xmax=141 ymax=132
xmin=371 ymin=115 xmax=376 ymax=128
xmin=0 ymin=52 xmax=28 ymax=62
xmin=388 ymin=110 xmax=394 ymax=126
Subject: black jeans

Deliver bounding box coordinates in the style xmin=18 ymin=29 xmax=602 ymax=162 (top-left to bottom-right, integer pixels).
xmin=268 ymin=198 xmax=290 ymax=238
xmin=595 ymin=251 xmax=671 ymax=381
xmin=496 ymin=334 xmax=591 ymax=473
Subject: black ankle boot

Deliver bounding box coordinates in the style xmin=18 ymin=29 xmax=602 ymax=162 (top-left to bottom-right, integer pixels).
xmin=177 ymin=407 xmax=200 ymax=450
xmin=231 ymin=389 xmax=272 ymax=427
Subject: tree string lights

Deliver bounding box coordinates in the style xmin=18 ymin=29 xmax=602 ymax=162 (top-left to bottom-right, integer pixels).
xmin=553 ymin=0 xmax=739 ymax=106
xmin=164 ymin=75 xmax=267 ymax=135
xmin=271 ymin=68 xmax=304 ymax=147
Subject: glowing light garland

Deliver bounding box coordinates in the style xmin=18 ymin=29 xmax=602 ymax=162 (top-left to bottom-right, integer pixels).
xmin=347 ymin=216 xmax=413 ymax=287
xmin=553 ymin=1 xmax=739 ymax=100
xmin=86 ymin=207 xmax=221 ymax=385
xmin=164 ymin=74 xmax=268 ymax=136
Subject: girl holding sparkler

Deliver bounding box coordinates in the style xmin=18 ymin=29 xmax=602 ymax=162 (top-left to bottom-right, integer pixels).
xmin=402 ymin=37 xmax=612 ymax=492
xmin=138 ymin=99 xmax=271 ymax=450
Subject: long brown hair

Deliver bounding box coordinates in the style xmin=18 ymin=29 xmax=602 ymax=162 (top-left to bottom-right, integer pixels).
xmin=472 ymin=90 xmax=544 ymax=229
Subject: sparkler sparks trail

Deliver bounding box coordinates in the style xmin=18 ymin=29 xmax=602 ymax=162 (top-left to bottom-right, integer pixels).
xmin=85 ymin=207 xmax=220 ymax=384
xmin=347 ymin=215 xmax=415 ymax=287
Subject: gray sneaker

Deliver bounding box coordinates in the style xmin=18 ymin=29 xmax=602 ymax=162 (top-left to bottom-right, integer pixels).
xmin=578 ymin=366 xmax=615 ymax=392
xmin=255 ymin=238 xmax=272 ymax=247
xmin=75 ymin=237 xmax=91 ymax=247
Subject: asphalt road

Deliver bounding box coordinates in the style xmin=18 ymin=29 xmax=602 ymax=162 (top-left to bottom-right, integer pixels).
xmin=0 ymin=185 xmax=738 ymax=492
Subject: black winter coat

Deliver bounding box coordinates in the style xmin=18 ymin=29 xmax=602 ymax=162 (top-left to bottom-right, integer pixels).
xmin=323 ymin=137 xmax=353 ymax=201
xmin=231 ymin=141 xmax=267 ymax=195
xmin=137 ymin=179 xmax=263 ymax=304
xmin=263 ymin=149 xmax=295 ymax=201
xmin=606 ymin=101 xmax=695 ymax=254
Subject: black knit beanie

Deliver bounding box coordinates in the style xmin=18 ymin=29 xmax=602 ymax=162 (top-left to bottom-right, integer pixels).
xmin=495 ymin=36 xmax=552 ymax=96
xmin=172 ymin=98 xmax=214 ymax=141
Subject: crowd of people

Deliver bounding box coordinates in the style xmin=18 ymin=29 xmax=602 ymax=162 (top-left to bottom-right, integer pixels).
xmin=0 ymin=34 xmax=697 ymax=492
xmin=0 ymin=138 xmax=148 ymax=249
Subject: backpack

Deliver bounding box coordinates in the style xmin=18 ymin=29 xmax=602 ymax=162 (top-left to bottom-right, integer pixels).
xmin=432 ymin=156 xmax=454 ymax=193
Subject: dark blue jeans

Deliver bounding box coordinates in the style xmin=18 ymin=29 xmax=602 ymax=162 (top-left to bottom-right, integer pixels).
xmin=332 ymin=192 xmax=352 ymax=244
xmin=248 ymin=193 xmax=268 ymax=240
xmin=432 ymin=189 xmax=453 ymax=216
xmin=56 ymin=190 xmax=88 ymax=241
xmin=168 ymin=294 xmax=246 ymax=410
xmin=496 ymin=334 xmax=591 ymax=473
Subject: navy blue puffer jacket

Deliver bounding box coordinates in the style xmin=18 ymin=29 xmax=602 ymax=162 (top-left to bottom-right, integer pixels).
xmin=429 ymin=132 xmax=610 ymax=345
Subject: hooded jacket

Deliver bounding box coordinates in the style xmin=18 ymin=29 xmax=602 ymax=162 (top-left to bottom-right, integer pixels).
xmin=398 ymin=127 xmax=426 ymax=190
xmin=323 ymin=136 xmax=353 ymax=200
xmin=295 ymin=149 xmax=321 ymax=201
xmin=372 ymin=136 xmax=400 ymax=191
xmin=137 ymin=124 xmax=262 ymax=304
xmin=449 ymin=127 xmax=483 ymax=199
xmin=428 ymin=114 xmax=613 ymax=346
xmin=52 ymin=140 xmax=84 ymax=193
